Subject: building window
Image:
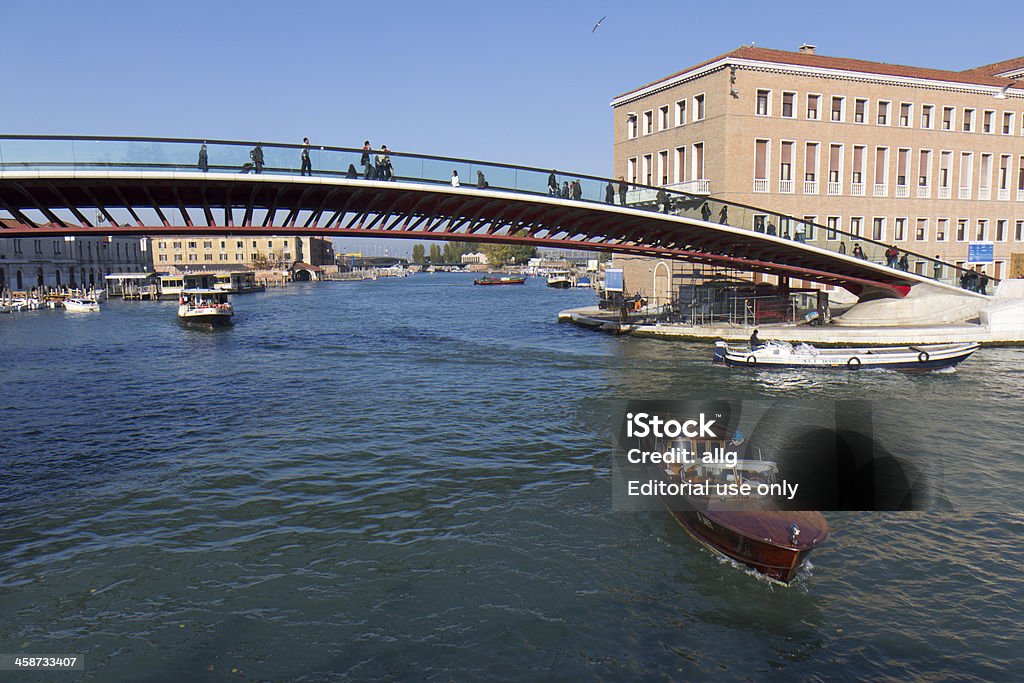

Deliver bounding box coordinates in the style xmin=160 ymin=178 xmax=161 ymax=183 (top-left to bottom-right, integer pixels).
xmin=754 ymin=139 xmax=769 ymax=191
xmin=780 ymin=141 xmax=794 ymax=183
xmin=627 ymin=113 xmax=637 ymax=139
xmin=896 ymin=148 xmax=909 ymax=188
xmin=693 ymin=142 xmax=705 ymax=178
xmin=283 ymin=253 xmax=291 ymax=260
xmin=236 ymin=253 xmax=244 ymax=261
xmin=694 ymin=94 xmax=705 ymax=121
xmin=158 ymin=254 xmax=167 ymax=262
xmin=675 ymin=99 xmax=687 ymax=126
xmin=1016 ymin=220 xmax=1023 ymax=242
xmin=983 ymin=110 xmax=994 ymax=134
xmin=203 ymin=254 xmax=212 ymax=261
xmin=188 ymin=241 xmax=197 ymax=248
xmin=804 ymin=143 xmax=819 ymax=182
xmin=188 ymin=253 xmax=198 ymax=261
xmin=658 ymin=149 xmax=669 ymax=185
xmin=921 ymin=105 xmax=934 ymax=129
xmin=831 ymin=96 xmax=845 ymax=122
xmin=53 ymin=242 xmax=61 ymax=255
xmin=173 ymin=241 xmax=182 ymax=249
xmin=219 ymin=253 xmax=228 ymax=261
xmin=756 ymin=89 xmax=771 ymax=116
xmin=894 ymin=217 xmax=907 ymax=241
xmin=851 ymin=145 xmax=865 ymax=184
xmin=854 ymin=98 xmax=867 ymax=123
xmin=781 ymin=91 xmax=795 ymax=118
xmin=942 ymin=106 xmax=954 ymax=130
xmin=252 ymin=241 xmax=258 ymax=248
xmin=826 ymin=216 xmax=840 ymax=241
xmin=899 ymin=102 xmax=912 ymax=127
xmin=642 ymin=153 xmax=653 ymax=185
xmin=802 ymin=215 xmax=817 ymax=241
xmin=937 ymin=218 xmax=948 ymax=242
xmin=806 ymin=94 xmax=820 ymax=120
xmin=877 ymin=101 xmax=890 ymax=125
xmin=996 ymin=219 xmax=1007 ymax=241
xmin=658 ymin=105 xmax=669 ymax=131
xmin=1003 ymin=112 xmax=1014 ymax=135
xmin=976 ymin=219 xmax=988 ymax=241
xmin=872 ymin=217 xmax=886 ymax=241
xmin=915 ymin=218 xmax=928 ymax=241
xmin=674 ymin=147 xmax=686 ymax=183
xmin=627 ymin=157 xmax=638 ymax=184
xmin=219 ymin=240 xmax=226 ymax=249
xmin=850 ymin=217 xmax=863 ymax=238
xmin=267 ymin=240 xmax=273 ymax=248
xmin=956 ymin=219 xmax=968 ymax=241
xmin=643 ymin=110 xmax=653 ymax=135
xmin=919 ymin=150 xmax=932 ymax=187
xmin=963 ymin=108 xmax=974 ymax=132
xmin=158 ymin=241 xmax=167 ymax=249
xmin=236 ymin=240 xmax=244 ymax=248
xmin=203 ymin=240 xmax=212 ymax=249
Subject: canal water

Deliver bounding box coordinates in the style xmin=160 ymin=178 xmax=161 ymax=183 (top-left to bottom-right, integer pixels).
xmin=1 ymin=274 xmax=1021 ymax=681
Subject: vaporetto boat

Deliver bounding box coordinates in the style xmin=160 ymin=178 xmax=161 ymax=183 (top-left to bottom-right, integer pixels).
xmin=713 ymin=340 xmax=980 ymax=371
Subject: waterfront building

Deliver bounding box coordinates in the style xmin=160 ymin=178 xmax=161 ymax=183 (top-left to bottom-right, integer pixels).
xmin=0 ymin=223 xmax=151 ymax=291
xmin=611 ymin=44 xmax=1024 ymax=300
xmin=149 ymin=236 xmax=335 ymax=271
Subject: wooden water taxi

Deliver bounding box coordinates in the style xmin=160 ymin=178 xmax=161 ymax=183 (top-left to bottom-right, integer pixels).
xmin=473 ymin=275 xmax=526 ymax=286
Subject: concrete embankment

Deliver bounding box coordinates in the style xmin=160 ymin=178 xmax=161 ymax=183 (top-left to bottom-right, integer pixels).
xmin=560 ymin=290 xmax=1024 ymax=347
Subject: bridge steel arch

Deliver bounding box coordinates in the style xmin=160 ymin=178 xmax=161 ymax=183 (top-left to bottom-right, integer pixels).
xmin=0 ymin=171 xmax=939 ymax=297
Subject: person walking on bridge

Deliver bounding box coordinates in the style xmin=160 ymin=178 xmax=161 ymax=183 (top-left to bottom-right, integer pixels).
xmin=548 ymin=171 xmax=558 ymax=196
xmin=251 ymin=144 xmax=264 ymax=174
xmin=617 ymin=176 xmax=628 ymax=205
xmin=300 ymin=137 xmax=312 ymax=176
xmin=605 ymin=181 xmax=614 ymax=204
xmin=198 ymin=143 xmax=208 ymax=172
xmin=361 ymin=140 xmax=374 ymax=179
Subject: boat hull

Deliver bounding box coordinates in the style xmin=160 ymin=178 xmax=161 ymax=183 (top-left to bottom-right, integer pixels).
xmin=546 ymin=279 xmax=572 ymax=289
xmin=177 ymin=309 xmax=233 ymax=326
xmin=714 ymin=341 xmax=979 ymax=371
xmin=668 ymin=509 xmax=814 ymax=584
xmin=474 ymin=277 xmax=526 ymax=285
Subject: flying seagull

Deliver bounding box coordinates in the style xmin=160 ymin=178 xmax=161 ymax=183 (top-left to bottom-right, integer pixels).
xmin=592 ymin=15 xmax=606 ymax=33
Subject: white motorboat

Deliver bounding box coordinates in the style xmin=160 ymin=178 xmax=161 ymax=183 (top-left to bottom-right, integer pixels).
xmin=546 ymin=271 xmax=573 ymax=288
xmin=177 ymin=288 xmax=233 ymax=326
xmin=63 ymin=297 xmax=100 ymax=312
xmin=713 ymin=339 xmax=979 ymax=371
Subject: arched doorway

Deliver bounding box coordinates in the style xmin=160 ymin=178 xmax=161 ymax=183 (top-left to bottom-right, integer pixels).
xmin=652 ymin=261 xmax=671 ymax=308
xmin=16 ymin=270 xmax=23 ymax=290
xmin=37 ymin=268 xmax=44 ymax=288
xmin=55 ymin=269 xmax=62 ymax=287
xmin=293 ymin=269 xmax=312 ymax=282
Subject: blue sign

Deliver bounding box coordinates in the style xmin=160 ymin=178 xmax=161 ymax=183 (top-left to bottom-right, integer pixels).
xmin=967 ymin=241 xmax=994 ymax=264
xmin=605 ymin=268 xmax=624 ymax=292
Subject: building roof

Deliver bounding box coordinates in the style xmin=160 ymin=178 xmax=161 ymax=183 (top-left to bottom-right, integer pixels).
xmin=962 ymin=56 xmax=1024 ymax=77
xmin=614 ymin=45 xmax=1024 ymax=103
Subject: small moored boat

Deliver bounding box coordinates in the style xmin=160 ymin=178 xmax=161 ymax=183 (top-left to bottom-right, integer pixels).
xmin=473 ymin=275 xmax=526 ymax=286
xmin=713 ymin=339 xmax=979 ymax=371
xmin=177 ymin=288 xmax=233 ymax=326
xmin=64 ymin=297 xmax=100 ymax=312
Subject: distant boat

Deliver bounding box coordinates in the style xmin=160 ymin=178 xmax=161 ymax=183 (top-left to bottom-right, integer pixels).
xmin=473 ymin=275 xmax=526 ymax=286
xmin=546 ymin=271 xmax=573 ymax=288
xmin=713 ymin=340 xmax=979 ymax=371
xmin=63 ymin=297 xmax=100 ymax=312
xmin=177 ymin=288 xmax=233 ymax=326
xmin=574 ymin=276 xmax=592 ymax=287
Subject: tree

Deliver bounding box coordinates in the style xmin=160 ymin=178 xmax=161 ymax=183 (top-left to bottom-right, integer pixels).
xmin=442 ymin=241 xmax=474 ymax=263
xmin=412 ymin=243 xmax=426 ymax=264
xmin=480 ymin=232 xmax=536 ymax=266
xmin=428 ymin=243 xmax=443 ymax=263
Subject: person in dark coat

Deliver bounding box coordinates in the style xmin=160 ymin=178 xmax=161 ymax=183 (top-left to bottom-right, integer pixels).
xmin=361 ymin=140 xmax=374 ymax=179
xmin=251 ymin=144 xmax=264 ymax=174
xmin=657 ymin=188 xmax=670 ymax=213
xmin=718 ymin=205 xmax=729 ymax=225
xmin=978 ymin=269 xmax=989 ymax=295
xmin=605 ymin=181 xmax=615 ymax=204
xmin=701 ymin=202 xmax=712 ymax=221
xmin=300 ymin=137 xmax=312 ymax=176
xmin=198 ymin=143 xmax=208 ymax=172
xmin=617 ymin=176 xmax=628 ymax=205
xmin=561 ymin=181 xmax=570 ymax=199
xmin=346 ymin=164 xmax=358 ymax=179
xmin=548 ymin=171 xmax=558 ymax=195
xmin=476 ymin=170 xmax=488 ymax=189
xmin=898 ymin=253 xmax=909 ymax=271
xmin=749 ymin=329 xmax=762 ymax=350
xmin=571 ymin=180 xmax=582 ymax=200
xmin=838 ymin=240 xmax=847 ymax=255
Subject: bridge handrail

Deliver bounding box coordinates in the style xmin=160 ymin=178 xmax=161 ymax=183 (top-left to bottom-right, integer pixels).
xmin=0 ymin=134 xmax=995 ymax=288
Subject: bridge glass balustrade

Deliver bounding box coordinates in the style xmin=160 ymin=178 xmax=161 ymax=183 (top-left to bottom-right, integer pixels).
xmin=0 ymin=136 xmax=986 ymax=288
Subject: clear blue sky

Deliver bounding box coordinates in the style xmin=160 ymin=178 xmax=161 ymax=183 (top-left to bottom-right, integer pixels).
xmin=4 ymin=0 xmax=1019 ymax=254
